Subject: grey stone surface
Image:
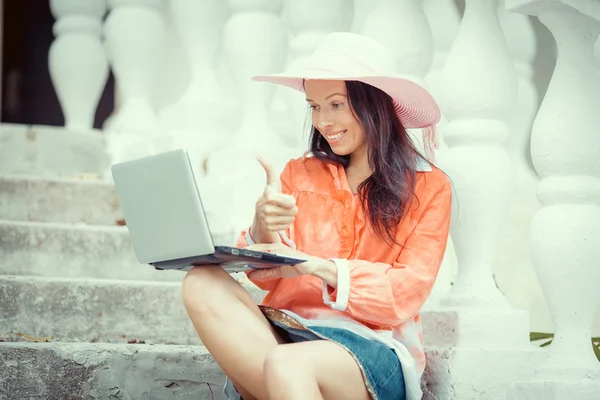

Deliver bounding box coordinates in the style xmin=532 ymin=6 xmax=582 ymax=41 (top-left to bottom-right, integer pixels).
xmin=0 ymin=220 xmax=183 ymax=281
xmin=422 ymin=345 xmax=545 ymax=400
xmin=0 ymin=342 xmax=226 ymax=400
xmin=0 ymin=275 xmax=195 ymax=345
xmin=0 ymin=220 xmax=241 ymax=282
xmin=0 ymin=124 xmax=111 ymax=177
xmin=0 ymin=274 xmax=266 ymax=345
xmin=0 ymin=175 xmax=122 ymax=226
xmin=420 ymin=308 xmax=531 ymax=348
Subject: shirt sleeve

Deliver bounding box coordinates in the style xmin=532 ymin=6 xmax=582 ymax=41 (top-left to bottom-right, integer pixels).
xmin=234 ymin=161 xmax=297 ymax=292
xmin=323 ymin=177 xmax=453 ymax=326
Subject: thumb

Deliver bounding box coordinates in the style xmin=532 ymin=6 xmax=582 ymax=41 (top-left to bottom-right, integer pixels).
xmin=257 ymin=156 xmax=281 ymax=193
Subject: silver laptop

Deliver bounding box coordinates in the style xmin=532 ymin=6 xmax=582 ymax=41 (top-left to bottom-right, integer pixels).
xmin=110 ymin=149 xmax=306 ymax=272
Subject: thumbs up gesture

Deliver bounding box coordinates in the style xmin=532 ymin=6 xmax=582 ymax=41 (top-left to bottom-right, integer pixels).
xmin=253 ymin=157 xmax=298 ymax=235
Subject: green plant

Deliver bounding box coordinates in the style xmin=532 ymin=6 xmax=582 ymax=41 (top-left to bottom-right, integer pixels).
xmin=530 ymin=332 xmax=600 ymax=361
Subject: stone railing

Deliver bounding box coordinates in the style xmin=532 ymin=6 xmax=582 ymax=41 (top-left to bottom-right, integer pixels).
xmin=47 ymin=0 xmax=600 ymax=398
xmin=504 ymin=0 xmax=600 ymax=398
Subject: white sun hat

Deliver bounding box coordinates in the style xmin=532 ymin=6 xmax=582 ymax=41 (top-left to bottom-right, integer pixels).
xmin=252 ymin=32 xmax=441 ymax=162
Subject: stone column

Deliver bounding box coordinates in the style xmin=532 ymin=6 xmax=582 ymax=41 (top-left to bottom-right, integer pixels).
xmin=421 ymin=0 xmax=461 ymax=307
xmin=423 ymin=0 xmax=461 ymax=103
xmin=439 ymin=0 xmax=517 ymax=310
xmin=157 ymin=0 xmax=230 ymax=161
xmin=361 ymin=0 xmax=434 ymax=156
xmin=102 ymin=0 xmax=168 ymax=167
xmin=160 ymin=0 xmax=231 ymax=138
xmin=220 ymin=0 xmax=288 ymax=149
xmin=201 ymin=0 xmax=298 ymax=244
xmin=493 ymin=0 xmax=543 ymax=333
xmin=350 ymin=0 xmax=378 ymax=34
xmin=504 ymin=0 xmax=600 ymax=397
xmin=421 ymin=0 xmax=537 ymax=398
xmin=362 ymin=0 xmax=433 ymax=78
xmin=49 ymin=0 xmax=109 ymax=131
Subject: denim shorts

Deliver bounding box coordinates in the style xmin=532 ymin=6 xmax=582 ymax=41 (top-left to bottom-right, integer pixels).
xmin=224 ymin=308 xmax=406 ymax=400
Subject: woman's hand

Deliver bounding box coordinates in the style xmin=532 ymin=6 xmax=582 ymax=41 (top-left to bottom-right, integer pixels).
xmin=245 ymin=243 xmax=339 ymax=288
xmin=252 ymin=157 xmax=298 ymax=236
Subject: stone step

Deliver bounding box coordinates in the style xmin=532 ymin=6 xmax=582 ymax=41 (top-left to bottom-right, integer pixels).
xmin=0 ymin=174 xmax=123 ymax=226
xmin=0 ymin=341 xmax=226 ymax=400
xmin=0 ymin=123 xmax=110 ymax=177
xmin=0 ymin=274 xmax=265 ymax=345
xmin=0 ymin=220 xmax=235 ymax=283
xmin=0 ymin=219 xmax=184 ymax=281
xmin=1 ymin=340 xmax=529 ymax=400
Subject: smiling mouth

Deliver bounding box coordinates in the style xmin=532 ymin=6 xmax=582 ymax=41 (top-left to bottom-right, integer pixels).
xmin=324 ymin=130 xmax=346 ymax=141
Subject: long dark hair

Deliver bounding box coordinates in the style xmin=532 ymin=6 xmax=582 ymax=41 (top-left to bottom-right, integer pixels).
xmin=308 ymin=80 xmax=422 ymax=245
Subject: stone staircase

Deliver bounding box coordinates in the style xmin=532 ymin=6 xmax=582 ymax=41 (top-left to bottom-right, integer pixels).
xmin=1 ymin=124 xmax=544 ymax=400
xmin=0 ymin=125 xmax=251 ymax=399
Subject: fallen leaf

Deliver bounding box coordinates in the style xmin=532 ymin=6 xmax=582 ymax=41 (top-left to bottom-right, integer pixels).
xmin=74 ymin=173 xmax=101 ymax=180
xmin=22 ymin=334 xmax=51 ymax=343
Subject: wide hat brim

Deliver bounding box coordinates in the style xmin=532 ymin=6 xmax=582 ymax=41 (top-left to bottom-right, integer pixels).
xmin=252 ymin=69 xmax=441 ymax=130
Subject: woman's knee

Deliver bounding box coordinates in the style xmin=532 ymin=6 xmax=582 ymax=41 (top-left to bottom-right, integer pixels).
xmin=263 ymin=344 xmax=311 ymax=383
xmin=182 ymin=265 xmax=231 ymax=311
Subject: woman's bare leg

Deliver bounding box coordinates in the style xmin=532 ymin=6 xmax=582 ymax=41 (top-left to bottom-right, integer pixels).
xmin=263 ymin=341 xmax=371 ymax=400
xmin=182 ymin=265 xmax=285 ymax=400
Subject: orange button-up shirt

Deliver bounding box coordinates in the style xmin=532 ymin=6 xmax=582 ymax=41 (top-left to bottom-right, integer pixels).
xmin=236 ymin=154 xmax=452 ymax=388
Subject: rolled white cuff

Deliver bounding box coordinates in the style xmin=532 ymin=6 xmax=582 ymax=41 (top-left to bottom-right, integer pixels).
xmin=246 ymin=227 xmax=296 ymax=249
xmin=322 ymin=258 xmax=350 ymax=311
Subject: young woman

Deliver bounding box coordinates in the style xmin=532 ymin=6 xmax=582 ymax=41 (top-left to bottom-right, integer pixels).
xmin=182 ymin=32 xmax=453 ymax=400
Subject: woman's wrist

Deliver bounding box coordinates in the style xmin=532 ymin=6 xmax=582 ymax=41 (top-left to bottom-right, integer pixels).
xmin=250 ymin=218 xmax=281 ymax=244
xmin=309 ymin=258 xmax=338 ymax=288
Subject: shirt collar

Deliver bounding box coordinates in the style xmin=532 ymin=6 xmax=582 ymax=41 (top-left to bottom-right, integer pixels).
xmin=308 ymin=152 xmax=432 ymax=173
xmin=321 ymin=152 xmax=432 ymax=193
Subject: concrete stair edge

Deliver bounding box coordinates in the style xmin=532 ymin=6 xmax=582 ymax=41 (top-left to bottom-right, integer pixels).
xmin=0 ymin=341 xmax=226 ymax=400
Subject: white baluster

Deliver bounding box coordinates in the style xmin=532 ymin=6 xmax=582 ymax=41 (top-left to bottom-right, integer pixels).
xmin=49 ymin=0 xmax=109 ymax=131
xmin=103 ymin=0 xmax=166 ymax=135
xmin=158 ymin=0 xmax=228 ymax=133
xmin=221 ymin=0 xmax=289 ymax=149
xmin=361 ymin=0 xmax=433 ymax=78
xmin=439 ymin=0 xmax=518 ymax=309
xmin=350 ymin=0 xmax=379 ymax=33
xmin=203 ymin=0 xmax=299 ymax=239
xmin=278 ymin=0 xmax=352 ymax=148
xmin=498 ymin=2 xmax=538 ymax=180
xmin=423 ymin=0 xmax=461 ymax=102
xmin=421 ymin=0 xmax=536 ymax=397
xmin=493 ymin=0 xmax=543 ymax=330
xmin=504 ymin=1 xmax=600 ymax=397
xmin=421 ymin=0 xmax=461 ymax=308
xmin=102 ymin=0 xmax=168 ymax=170
xmin=361 ymin=0 xmax=434 ymax=156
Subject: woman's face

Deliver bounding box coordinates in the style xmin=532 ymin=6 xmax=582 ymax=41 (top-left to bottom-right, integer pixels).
xmin=305 ymin=80 xmax=367 ymax=158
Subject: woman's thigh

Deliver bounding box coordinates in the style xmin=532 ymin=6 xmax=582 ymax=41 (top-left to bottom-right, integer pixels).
xmin=272 ymin=324 xmax=406 ymax=400
xmin=182 ymin=266 xmax=286 ymax=400
xmin=264 ymin=340 xmax=370 ymax=400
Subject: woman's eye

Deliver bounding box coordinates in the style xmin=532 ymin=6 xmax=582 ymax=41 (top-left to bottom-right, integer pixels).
xmin=332 ymin=103 xmax=344 ymax=109
xmin=309 ymin=105 xmax=319 ymax=110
